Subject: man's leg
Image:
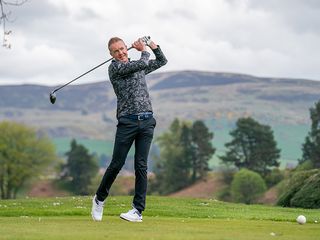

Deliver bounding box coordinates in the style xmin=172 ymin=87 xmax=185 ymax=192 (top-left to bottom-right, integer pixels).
xmin=132 ymin=117 xmax=156 ymax=212
xmin=96 ymin=117 xmax=138 ymax=201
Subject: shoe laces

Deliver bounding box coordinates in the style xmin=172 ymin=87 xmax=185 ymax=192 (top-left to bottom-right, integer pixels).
xmin=129 ymin=208 xmax=141 ymax=217
xmin=95 ymin=199 xmax=104 ymax=212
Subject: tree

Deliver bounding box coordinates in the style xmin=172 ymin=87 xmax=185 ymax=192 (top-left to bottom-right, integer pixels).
xmin=0 ymin=121 xmax=57 ymax=199
xmin=220 ymin=117 xmax=280 ymax=177
xmin=151 ymin=119 xmax=189 ymax=194
xmin=149 ymin=119 xmax=216 ymax=195
xmin=180 ymin=123 xmax=194 ymax=182
xmin=0 ymin=0 xmax=27 ymax=48
xmin=61 ymin=139 xmax=98 ymax=195
xmin=300 ymin=101 xmax=320 ymax=168
xmin=231 ymin=168 xmax=267 ymax=204
xmin=191 ymin=120 xmax=215 ymax=181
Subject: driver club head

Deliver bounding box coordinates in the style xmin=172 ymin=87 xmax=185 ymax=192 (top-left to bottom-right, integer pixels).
xmin=49 ymin=91 xmax=56 ymax=104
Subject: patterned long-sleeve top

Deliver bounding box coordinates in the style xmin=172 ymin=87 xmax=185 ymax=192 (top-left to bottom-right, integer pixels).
xmin=108 ymin=46 xmax=167 ymax=119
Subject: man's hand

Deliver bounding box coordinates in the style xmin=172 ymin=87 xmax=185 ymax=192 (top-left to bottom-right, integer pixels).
xmin=141 ymin=36 xmax=157 ymax=50
xmin=132 ymin=38 xmax=146 ymax=51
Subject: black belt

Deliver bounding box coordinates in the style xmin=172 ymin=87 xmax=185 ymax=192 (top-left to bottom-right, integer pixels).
xmin=123 ymin=113 xmax=153 ymax=121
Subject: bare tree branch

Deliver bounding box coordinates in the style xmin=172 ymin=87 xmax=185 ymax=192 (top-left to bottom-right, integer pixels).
xmin=0 ymin=0 xmax=28 ymax=49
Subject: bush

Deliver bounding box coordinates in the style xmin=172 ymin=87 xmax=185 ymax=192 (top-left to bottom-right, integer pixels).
xmin=265 ymin=168 xmax=285 ymax=188
xmin=216 ymin=186 xmax=232 ymax=202
xmin=277 ymin=169 xmax=320 ymax=208
xmin=220 ymin=167 xmax=236 ymax=185
xmin=231 ymin=169 xmax=267 ymax=204
xmin=295 ymin=160 xmax=314 ymax=171
xmin=290 ymin=172 xmax=320 ymax=209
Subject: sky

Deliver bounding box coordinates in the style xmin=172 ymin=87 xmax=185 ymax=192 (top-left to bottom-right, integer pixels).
xmin=1 ymin=0 xmax=320 ymax=86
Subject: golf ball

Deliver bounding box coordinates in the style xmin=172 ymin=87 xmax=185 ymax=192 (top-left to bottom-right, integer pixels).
xmin=296 ymin=215 xmax=306 ymax=224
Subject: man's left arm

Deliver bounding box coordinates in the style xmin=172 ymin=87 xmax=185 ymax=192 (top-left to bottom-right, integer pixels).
xmin=145 ymin=41 xmax=168 ymax=75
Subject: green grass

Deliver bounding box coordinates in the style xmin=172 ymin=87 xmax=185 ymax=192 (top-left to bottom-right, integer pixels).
xmin=0 ymin=196 xmax=319 ymax=240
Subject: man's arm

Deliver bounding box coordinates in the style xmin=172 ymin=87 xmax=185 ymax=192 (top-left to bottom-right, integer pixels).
xmin=109 ymin=51 xmax=150 ymax=78
xmin=145 ymin=41 xmax=168 ymax=75
xmin=109 ymin=38 xmax=151 ymax=78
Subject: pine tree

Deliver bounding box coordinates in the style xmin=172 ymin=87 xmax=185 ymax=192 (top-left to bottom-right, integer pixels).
xmin=300 ymin=101 xmax=320 ymax=168
xmin=62 ymin=139 xmax=98 ymax=195
xmin=150 ymin=119 xmax=216 ymax=195
xmin=220 ymin=117 xmax=280 ymax=177
xmin=152 ymin=119 xmax=186 ymax=194
xmin=191 ymin=120 xmax=215 ymax=181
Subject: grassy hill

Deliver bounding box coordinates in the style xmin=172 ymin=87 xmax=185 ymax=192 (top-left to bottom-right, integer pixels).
xmin=0 ymin=196 xmax=319 ymax=240
xmin=52 ymin=119 xmax=309 ymax=169
xmin=1 ymin=70 xmax=319 ymax=168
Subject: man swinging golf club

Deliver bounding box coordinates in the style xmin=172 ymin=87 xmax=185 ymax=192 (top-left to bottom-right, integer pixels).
xmin=91 ymin=36 xmax=167 ymax=222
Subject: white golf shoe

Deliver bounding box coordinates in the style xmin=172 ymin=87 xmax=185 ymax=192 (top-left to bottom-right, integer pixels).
xmin=120 ymin=208 xmax=143 ymax=222
xmin=91 ymin=195 xmax=104 ymax=221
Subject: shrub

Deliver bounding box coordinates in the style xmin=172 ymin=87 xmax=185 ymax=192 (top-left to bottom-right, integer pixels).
xmin=216 ymin=186 xmax=232 ymax=202
xmin=264 ymin=168 xmax=285 ymax=188
xmin=221 ymin=167 xmax=236 ymax=185
xmin=231 ymin=169 xmax=267 ymax=204
xmin=295 ymin=160 xmax=314 ymax=171
xmin=290 ymin=172 xmax=320 ymax=209
xmin=277 ymin=169 xmax=319 ymax=207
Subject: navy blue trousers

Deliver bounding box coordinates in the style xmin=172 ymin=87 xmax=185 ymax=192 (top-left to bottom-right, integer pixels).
xmin=96 ymin=116 xmax=156 ymax=212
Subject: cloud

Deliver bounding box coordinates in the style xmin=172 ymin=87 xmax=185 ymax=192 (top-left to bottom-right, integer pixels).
xmin=0 ymin=0 xmax=320 ymax=86
xmin=245 ymin=0 xmax=320 ymax=34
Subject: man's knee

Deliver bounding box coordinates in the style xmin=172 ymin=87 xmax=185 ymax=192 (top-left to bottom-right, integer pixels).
xmin=107 ymin=160 xmax=125 ymax=174
xmin=134 ymin=159 xmax=147 ymax=172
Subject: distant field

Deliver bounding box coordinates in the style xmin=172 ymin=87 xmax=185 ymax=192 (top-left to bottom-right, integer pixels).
xmin=52 ymin=138 xmax=115 ymax=156
xmin=53 ymin=119 xmax=309 ymax=170
xmin=209 ymin=120 xmax=309 ymax=169
xmin=0 ymin=196 xmax=319 ymax=240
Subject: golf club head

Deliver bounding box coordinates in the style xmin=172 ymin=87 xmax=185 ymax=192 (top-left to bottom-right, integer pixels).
xmin=49 ymin=91 xmax=56 ymax=104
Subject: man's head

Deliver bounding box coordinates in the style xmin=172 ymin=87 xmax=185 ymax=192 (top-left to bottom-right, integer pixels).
xmin=108 ymin=37 xmax=128 ymax=63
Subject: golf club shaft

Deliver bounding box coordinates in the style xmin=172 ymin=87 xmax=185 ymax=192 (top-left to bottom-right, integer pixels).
xmin=52 ymin=46 xmax=133 ymax=93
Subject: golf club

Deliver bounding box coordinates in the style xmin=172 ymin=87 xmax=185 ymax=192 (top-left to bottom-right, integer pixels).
xmin=49 ymin=36 xmax=150 ymax=104
xmin=49 ymin=47 xmax=133 ymax=104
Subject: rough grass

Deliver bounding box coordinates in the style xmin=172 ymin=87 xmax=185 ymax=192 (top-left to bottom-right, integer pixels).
xmin=0 ymin=196 xmax=319 ymax=240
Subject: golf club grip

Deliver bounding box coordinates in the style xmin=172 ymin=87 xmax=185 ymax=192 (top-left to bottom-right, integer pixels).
xmin=52 ymin=46 xmax=134 ymax=93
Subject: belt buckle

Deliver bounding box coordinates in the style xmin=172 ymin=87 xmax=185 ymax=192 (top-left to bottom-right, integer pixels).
xmin=137 ymin=115 xmax=143 ymax=121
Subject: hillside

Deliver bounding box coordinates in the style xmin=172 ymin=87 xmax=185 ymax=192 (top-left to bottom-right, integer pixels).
xmin=0 ymin=70 xmax=319 ymax=167
xmin=169 ymin=172 xmax=225 ymax=199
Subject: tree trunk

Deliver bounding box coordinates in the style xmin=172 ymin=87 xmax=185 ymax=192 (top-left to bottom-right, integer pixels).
xmin=0 ymin=175 xmax=4 ymax=199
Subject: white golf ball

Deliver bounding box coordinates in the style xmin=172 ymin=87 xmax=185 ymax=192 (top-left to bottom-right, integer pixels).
xmin=296 ymin=215 xmax=306 ymax=224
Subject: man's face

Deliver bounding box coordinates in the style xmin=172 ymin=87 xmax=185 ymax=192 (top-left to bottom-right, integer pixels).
xmin=109 ymin=40 xmax=128 ymax=63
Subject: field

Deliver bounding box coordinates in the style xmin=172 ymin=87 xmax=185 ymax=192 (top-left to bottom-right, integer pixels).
xmin=52 ymin=120 xmax=309 ymax=169
xmin=0 ymin=196 xmax=319 ymax=240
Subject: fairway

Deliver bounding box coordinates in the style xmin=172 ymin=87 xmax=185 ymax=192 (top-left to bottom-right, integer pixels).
xmin=0 ymin=196 xmax=319 ymax=240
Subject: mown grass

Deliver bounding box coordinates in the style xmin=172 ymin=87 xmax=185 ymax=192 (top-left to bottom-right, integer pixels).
xmin=0 ymin=196 xmax=319 ymax=240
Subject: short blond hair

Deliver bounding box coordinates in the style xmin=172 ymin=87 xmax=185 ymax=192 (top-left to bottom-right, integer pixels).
xmin=108 ymin=37 xmax=124 ymax=51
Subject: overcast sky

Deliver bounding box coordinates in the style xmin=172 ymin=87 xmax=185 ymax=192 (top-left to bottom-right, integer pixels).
xmin=1 ymin=0 xmax=320 ymax=86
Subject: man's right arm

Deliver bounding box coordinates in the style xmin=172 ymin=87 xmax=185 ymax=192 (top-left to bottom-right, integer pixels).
xmin=109 ymin=51 xmax=150 ymax=78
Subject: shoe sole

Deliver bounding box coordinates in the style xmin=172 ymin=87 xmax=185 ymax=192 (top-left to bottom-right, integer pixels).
xmin=120 ymin=215 xmax=142 ymax=222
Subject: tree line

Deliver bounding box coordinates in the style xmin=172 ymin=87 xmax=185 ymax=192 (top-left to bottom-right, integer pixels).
xmin=148 ymin=116 xmax=281 ymax=198
xmin=1 ymin=101 xmax=320 ymax=208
